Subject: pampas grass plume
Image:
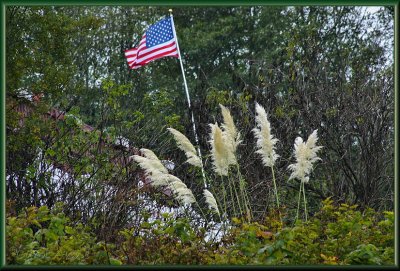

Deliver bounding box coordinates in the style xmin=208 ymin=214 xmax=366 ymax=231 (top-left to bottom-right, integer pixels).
xmin=167 ymin=127 xmax=203 ymax=168
xmin=219 ymin=104 xmax=241 ymax=164
xmin=209 ymin=123 xmax=229 ymax=176
xmin=140 ymin=148 xmax=160 ymax=161
xmin=174 ymin=186 xmax=196 ymax=205
xmin=133 ymin=151 xmax=197 ymax=205
xmin=288 ymin=130 xmax=323 ymax=183
xmin=132 ymin=155 xmax=168 ymax=176
xmin=219 ymin=104 xmax=238 ymax=141
xmin=253 ymin=102 xmax=279 ymax=167
xmin=203 ymin=189 xmax=220 ymax=215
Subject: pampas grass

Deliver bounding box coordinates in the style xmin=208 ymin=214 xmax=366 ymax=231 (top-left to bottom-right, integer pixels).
xmin=132 ymin=155 xmax=168 ymax=177
xmin=219 ymin=104 xmax=240 ymax=166
xmin=288 ymin=130 xmax=323 ymax=221
xmin=203 ymin=189 xmax=220 ymax=216
xmin=253 ymin=103 xmax=279 ymax=167
xmin=253 ymin=103 xmax=281 ymax=220
xmin=132 ymin=104 xmax=326 ymax=226
xmin=167 ymin=128 xmax=203 ymax=168
xmin=209 ymin=123 xmax=230 ymax=176
xmin=173 ymin=186 xmax=197 ymax=205
xmin=167 ymin=175 xmax=189 ymax=190
xmin=132 ymin=149 xmax=197 ymax=206
xmin=288 ymin=130 xmax=323 ymax=183
xmin=219 ymin=104 xmax=237 ymax=140
xmin=209 ymin=105 xmax=242 ymax=175
xmin=141 ymin=148 xmax=162 ymax=161
xmin=209 ymin=105 xmax=252 ymax=222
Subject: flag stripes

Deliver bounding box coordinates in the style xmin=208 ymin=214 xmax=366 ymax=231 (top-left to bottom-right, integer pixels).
xmin=124 ymin=18 xmax=179 ymax=70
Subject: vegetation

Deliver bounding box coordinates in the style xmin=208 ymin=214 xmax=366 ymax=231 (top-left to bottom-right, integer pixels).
xmin=6 ymin=199 xmax=394 ymax=265
xmin=5 ymin=5 xmax=394 ymax=266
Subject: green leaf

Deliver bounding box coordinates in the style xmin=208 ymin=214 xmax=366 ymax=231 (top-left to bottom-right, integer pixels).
xmin=141 ymin=222 xmax=151 ymax=229
xmin=110 ymin=258 xmax=122 ymax=265
xmin=65 ymin=226 xmax=75 ymax=235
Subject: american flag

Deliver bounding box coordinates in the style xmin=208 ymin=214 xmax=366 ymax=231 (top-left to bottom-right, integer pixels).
xmin=125 ymin=17 xmax=179 ymax=70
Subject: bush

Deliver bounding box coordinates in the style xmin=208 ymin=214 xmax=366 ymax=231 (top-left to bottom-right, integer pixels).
xmin=220 ymin=198 xmax=394 ymax=265
xmin=6 ymin=198 xmax=394 ymax=266
xmin=6 ymin=202 xmax=121 ymax=265
xmin=116 ymin=212 xmax=214 ymax=265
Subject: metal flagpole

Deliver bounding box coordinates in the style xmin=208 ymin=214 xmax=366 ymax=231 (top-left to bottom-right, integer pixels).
xmin=169 ymin=9 xmax=207 ymax=189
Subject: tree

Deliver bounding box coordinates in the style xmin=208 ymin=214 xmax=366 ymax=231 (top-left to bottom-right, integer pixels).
xmin=6 ymin=6 xmax=394 ymax=231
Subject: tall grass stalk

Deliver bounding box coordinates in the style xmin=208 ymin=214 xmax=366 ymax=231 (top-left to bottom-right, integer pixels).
xmin=219 ymin=104 xmax=252 ymax=221
xmin=289 ymin=130 xmax=322 ymax=222
xmin=209 ymin=123 xmax=230 ymax=176
xmin=133 ymin=149 xmax=210 ymax=223
xmin=270 ymin=166 xmax=282 ymax=224
xmin=253 ymin=103 xmax=280 ymax=221
xmin=209 ymin=105 xmax=250 ymax=221
xmin=235 ymin=163 xmax=252 ymax=222
xmin=295 ymin=180 xmax=302 ymax=222
xmin=270 ymin=166 xmax=280 ymax=209
xmin=167 ymin=176 xmax=208 ymax=221
xmin=229 ymin=174 xmax=243 ymax=218
xmin=221 ymin=184 xmax=228 ymax=220
xmin=302 ymin=181 xmax=308 ymax=221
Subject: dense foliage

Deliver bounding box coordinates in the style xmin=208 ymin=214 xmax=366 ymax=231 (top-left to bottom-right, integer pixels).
xmin=6 ymin=199 xmax=394 ymax=265
xmin=5 ymin=5 xmax=394 ymax=266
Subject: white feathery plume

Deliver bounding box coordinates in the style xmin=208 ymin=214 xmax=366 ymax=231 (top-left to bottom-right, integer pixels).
xmin=149 ymin=176 xmax=170 ymax=187
xmin=167 ymin=127 xmax=203 ymax=168
xmin=219 ymin=104 xmax=238 ymax=141
xmin=305 ymin=130 xmax=323 ymax=164
xmin=219 ymin=104 xmax=241 ymax=165
xmin=223 ymin=132 xmax=238 ymax=167
xmin=209 ymin=123 xmax=229 ymax=176
xmin=167 ymin=174 xmax=196 ymax=205
xmin=169 ymin=181 xmax=188 ymax=192
xmin=252 ymin=103 xmax=279 ymax=167
xmin=140 ymin=148 xmax=160 ymax=161
xmin=132 ymin=155 xmax=169 ymax=188
xmin=166 ymin=174 xmax=188 ymax=190
xmin=174 ymin=186 xmax=196 ymax=205
xmin=132 ymin=155 xmax=168 ymax=176
xmin=134 ymin=152 xmax=196 ymax=205
xmin=203 ymin=189 xmax=220 ymax=215
xmin=288 ymin=130 xmax=323 ymax=183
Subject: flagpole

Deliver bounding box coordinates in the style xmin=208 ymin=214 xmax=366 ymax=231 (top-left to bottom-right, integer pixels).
xmin=169 ymin=9 xmax=207 ymax=189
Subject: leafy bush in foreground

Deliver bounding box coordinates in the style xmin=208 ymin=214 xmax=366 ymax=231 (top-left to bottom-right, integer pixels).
xmin=6 ymin=198 xmax=394 ymax=266
xmin=212 ymin=198 xmax=394 ymax=265
xmin=6 ymin=203 xmax=121 ymax=265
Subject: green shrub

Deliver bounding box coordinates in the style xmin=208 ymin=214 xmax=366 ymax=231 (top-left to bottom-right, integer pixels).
xmin=6 ymin=199 xmax=394 ymax=266
xmin=211 ymin=198 xmax=394 ymax=265
xmin=266 ymin=198 xmax=394 ymax=265
xmin=116 ymin=212 xmax=213 ymax=265
xmin=6 ymin=203 xmax=120 ymax=265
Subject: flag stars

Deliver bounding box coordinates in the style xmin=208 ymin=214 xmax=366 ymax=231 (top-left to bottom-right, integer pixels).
xmin=146 ymin=18 xmax=174 ymax=48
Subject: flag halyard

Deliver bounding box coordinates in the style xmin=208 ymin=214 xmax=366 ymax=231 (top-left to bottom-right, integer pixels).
xmin=125 ymin=17 xmax=179 ymax=69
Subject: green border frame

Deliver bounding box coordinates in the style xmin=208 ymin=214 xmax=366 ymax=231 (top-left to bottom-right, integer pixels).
xmin=0 ymin=1 xmax=398 ymax=269
xmin=1 ymin=1 xmax=4 ymax=269
xmin=395 ymin=2 xmax=399 ymax=268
